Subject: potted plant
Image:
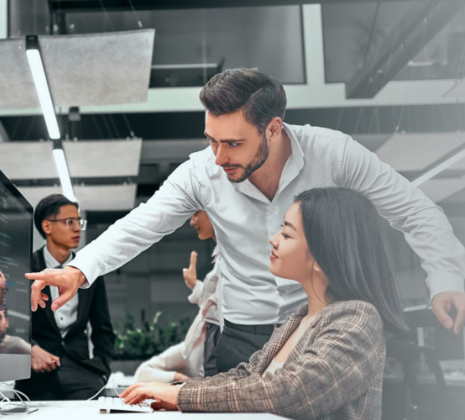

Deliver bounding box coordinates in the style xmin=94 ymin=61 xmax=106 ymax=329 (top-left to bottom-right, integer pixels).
xmin=111 ymin=311 xmax=191 ymax=375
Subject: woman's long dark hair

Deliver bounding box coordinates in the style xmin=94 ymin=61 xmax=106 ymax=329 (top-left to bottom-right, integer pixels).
xmin=295 ymin=188 xmax=407 ymax=333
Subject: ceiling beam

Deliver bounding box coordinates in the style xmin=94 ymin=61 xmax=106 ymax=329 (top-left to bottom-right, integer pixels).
xmin=346 ymin=0 xmax=465 ymax=99
xmin=48 ymin=0 xmax=439 ymax=13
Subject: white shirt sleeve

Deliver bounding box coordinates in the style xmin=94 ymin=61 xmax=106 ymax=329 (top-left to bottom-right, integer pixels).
xmin=188 ymin=280 xmax=204 ymax=306
xmin=68 ymin=160 xmax=202 ymax=284
xmin=338 ymin=135 xmax=465 ymax=298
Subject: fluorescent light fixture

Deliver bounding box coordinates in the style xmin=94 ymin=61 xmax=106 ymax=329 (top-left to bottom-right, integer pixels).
xmin=412 ymin=147 xmax=465 ymax=187
xmin=53 ymin=141 xmax=76 ymax=202
xmin=25 ymin=35 xmax=60 ymax=140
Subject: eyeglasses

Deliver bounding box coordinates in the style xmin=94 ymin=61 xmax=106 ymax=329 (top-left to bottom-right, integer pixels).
xmin=47 ymin=217 xmax=87 ymax=230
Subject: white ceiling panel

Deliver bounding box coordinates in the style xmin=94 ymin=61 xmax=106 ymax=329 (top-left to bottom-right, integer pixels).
xmin=0 ymin=29 xmax=154 ymax=109
xmin=375 ymin=132 xmax=465 ymax=172
xmin=0 ymin=139 xmax=141 ymax=179
xmin=64 ymin=139 xmax=142 ymax=177
xmin=418 ymin=178 xmax=465 ymax=203
xmin=0 ymin=142 xmax=57 ymax=179
xmin=19 ymin=184 xmax=137 ymax=211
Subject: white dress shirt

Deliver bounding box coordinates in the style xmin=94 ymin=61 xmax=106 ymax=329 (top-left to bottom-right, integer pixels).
xmin=69 ymin=123 xmax=465 ymax=325
xmin=44 ymin=247 xmax=78 ymax=337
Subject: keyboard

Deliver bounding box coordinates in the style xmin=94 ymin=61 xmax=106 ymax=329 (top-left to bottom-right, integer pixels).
xmin=97 ymin=396 xmax=153 ymax=413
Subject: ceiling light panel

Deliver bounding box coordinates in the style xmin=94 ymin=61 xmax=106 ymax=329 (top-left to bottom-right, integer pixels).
xmin=0 ymin=139 xmax=142 ymax=179
xmin=64 ymin=139 xmax=142 ymax=177
xmin=0 ymin=30 xmax=154 ymax=109
xmin=19 ymin=184 xmax=137 ymax=211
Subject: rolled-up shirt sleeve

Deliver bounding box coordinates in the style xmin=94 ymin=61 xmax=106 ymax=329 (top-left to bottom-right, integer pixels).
xmin=68 ymin=160 xmax=202 ymax=284
xmin=338 ymin=135 xmax=465 ymax=298
xmin=188 ymin=281 xmax=204 ymax=306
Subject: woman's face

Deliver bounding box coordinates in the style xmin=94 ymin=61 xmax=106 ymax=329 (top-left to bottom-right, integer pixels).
xmin=190 ymin=211 xmax=215 ymax=241
xmin=269 ymin=202 xmax=314 ymax=282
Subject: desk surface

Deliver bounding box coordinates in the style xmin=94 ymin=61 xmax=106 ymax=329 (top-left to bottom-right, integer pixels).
xmin=12 ymin=401 xmax=286 ymax=419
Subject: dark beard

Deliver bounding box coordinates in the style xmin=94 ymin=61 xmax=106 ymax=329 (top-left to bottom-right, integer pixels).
xmin=229 ymin=134 xmax=269 ymax=183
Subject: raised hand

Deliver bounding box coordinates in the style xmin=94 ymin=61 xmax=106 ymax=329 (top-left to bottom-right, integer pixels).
xmin=182 ymin=251 xmax=198 ymax=290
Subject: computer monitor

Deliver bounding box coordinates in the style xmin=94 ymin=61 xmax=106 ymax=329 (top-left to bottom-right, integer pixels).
xmin=0 ymin=168 xmax=32 ymax=382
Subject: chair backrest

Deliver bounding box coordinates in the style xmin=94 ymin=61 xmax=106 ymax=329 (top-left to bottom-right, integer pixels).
xmin=382 ymin=337 xmax=450 ymax=420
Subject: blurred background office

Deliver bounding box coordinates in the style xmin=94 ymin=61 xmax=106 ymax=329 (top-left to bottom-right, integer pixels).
xmin=0 ymin=0 xmax=465 ymax=370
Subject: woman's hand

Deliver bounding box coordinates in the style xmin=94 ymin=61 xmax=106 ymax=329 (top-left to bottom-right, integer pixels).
xmin=120 ymin=382 xmax=179 ymax=411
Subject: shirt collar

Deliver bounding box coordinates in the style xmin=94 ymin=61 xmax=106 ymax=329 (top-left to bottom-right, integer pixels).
xmin=43 ymin=245 xmax=73 ymax=269
xmin=282 ymin=122 xmax=305 ymax=170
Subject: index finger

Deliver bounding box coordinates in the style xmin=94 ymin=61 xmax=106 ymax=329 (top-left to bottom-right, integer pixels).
xmin=25 ymin=269 xmax=64 ymax=287
xmin=189 ymin=251 xmax=197 ymax=268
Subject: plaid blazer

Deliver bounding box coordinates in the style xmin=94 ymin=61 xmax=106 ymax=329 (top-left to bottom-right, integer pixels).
xmin=178 ymin=300 xmax=385 ymax=420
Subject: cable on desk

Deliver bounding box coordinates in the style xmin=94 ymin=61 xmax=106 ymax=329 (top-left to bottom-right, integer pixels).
xmin=86 ymin=377 xmax=121 ymax=401
xmin=0 ymin=382 xmax=30 ymax=414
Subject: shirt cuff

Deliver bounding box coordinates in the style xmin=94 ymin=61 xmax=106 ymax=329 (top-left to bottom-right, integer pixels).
xmin=427 ymin=272 xmax=465 ymax=301
xmin=65 ymin=264 xmax=93 ymax=288
xmin=188 ymin=281 xmax=203 ymax=304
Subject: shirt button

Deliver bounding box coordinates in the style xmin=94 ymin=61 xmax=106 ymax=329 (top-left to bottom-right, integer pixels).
xmin=268 ymin=208 xmax=275 ymax=215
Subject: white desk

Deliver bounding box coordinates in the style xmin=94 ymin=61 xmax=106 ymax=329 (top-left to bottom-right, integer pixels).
xmin=11 ymin=401 xmax=286 ymax=420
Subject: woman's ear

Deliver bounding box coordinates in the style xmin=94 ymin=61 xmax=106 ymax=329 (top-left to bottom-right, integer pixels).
xmin=313 ymin=261 xmax=322 ymax=272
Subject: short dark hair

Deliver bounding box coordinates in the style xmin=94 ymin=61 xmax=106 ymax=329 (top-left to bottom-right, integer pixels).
xmin=200 ymin=68 xmax=287 ymax=134
xmin=34 ymin=194 xmax=79 ymax=239
xmin=295 ymin=187 xmax=408 ymax=333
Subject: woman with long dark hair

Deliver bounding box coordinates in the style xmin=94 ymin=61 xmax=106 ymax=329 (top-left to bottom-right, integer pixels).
xmin=121 ymin=187 xmax=407 ymax=419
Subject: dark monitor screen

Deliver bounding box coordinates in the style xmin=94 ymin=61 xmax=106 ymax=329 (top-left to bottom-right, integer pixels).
xmin=0 ymin=168 xmax=32 ymax=381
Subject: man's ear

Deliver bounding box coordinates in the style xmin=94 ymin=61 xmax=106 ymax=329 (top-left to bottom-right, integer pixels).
xmin=42 ymin=220 xmax=52 ymax=236
xmin=267 ymin=117 xmax=283 ymax=141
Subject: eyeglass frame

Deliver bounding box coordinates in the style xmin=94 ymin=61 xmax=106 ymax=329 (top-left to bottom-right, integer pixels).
xmin=46 ymin=217 xmax=87 ymax=230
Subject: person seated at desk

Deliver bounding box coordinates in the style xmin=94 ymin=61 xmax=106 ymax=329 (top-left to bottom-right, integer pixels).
xmin=0 ymin=307 xmax=30 ymax=355
xmin=0 ymin=271 xmax=29 ymax=354
xmin=121 ymin=187 xmax=408 ymax=420
xmin=15 ymin=194 xmax=115 ymax=400
xmin=135 ymin=210 xmax=223 ymax=382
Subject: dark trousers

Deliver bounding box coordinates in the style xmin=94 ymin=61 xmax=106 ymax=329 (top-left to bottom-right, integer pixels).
xmin=215 ymin=319 xmax=276 ymax=373
xmin=15 ymin=354 xmax=105 ymax=400
xmin=203 ymin=322 xmax=221 ymax=377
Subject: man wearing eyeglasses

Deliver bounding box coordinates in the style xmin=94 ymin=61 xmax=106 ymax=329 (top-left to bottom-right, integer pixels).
xmin=16 ymin=194 xmax=115 ymax=400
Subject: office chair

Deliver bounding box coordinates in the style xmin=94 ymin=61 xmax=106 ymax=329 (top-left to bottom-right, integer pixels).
xmin=382 ymin=337 xmax=451 ymax=420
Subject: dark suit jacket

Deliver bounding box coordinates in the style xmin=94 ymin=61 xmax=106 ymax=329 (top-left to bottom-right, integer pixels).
xmin=28 ymin=247 xmax=115 ymax=379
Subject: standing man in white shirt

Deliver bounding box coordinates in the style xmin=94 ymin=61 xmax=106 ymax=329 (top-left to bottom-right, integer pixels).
xmin=27 ymin=68 xmax=465 ymax=372
xmin=17 ymin=194 xmax=115 ymax=399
